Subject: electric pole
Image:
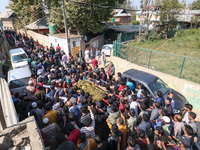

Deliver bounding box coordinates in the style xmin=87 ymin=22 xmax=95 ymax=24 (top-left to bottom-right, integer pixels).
xmin=62 ymin=0 xmax=70 ymax=54
xmin=154 ymin=0 xmax=160 ymax=33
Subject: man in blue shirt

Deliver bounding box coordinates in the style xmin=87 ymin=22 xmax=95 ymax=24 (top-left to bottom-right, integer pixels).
xmin=152 ymin=91 xmax=165 ymax=107
xmin=126 ymin=77 xmax=134 ymax=91
xmin=46 ymin=85 xmax=56 ymax=103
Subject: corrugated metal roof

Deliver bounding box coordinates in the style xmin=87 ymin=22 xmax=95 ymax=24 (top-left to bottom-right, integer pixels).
xmin=108 ymin=25 xmax=145 ymax=33
xmin=114 ymin=9 xmax=132 ymax=17
xmin=0 ymin=9 xmax=14 ymax=19
xmin=25 ymin=18 xmax=49 ymax=30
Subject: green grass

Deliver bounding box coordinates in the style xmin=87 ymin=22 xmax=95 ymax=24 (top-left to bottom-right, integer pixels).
xmin=116 ymin=29 xmax=200 ymax=84
xmin=128 ymin=29 xmax=200 ymax=58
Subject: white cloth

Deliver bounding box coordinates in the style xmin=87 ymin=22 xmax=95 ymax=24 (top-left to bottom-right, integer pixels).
xmin=85 ymin=50 xmax=90 ymax=63
xmin=183 ymin=111 xmax=189 ymax=124
xmin=130 ymin=101 xmax=138 ymax=116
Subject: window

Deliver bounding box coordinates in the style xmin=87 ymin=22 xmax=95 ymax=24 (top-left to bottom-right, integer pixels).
xmin=12 ymin=54 xmax=27 ymax=63
xmin=149 ymin=79 xmax=170 ymax=96
xmin=73 ymin=41 xmax=76 ymax=47
xmin=10 ymin=77 xmax=30 ymax=89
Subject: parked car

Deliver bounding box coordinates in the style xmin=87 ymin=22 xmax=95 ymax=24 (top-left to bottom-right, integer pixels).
xmin=101 ymin=44 xmax=113 ymax=56
xmin=122 ymin=69 xmax=187 ymax=111
xmin=9 ymin=48 xmax=28 ymax=69
xmin=8 ymin=67 xmax=31 ymax=95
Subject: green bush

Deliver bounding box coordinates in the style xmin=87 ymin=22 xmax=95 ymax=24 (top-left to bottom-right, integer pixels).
xmin=132 ymin=20 xmax=140 ymax=25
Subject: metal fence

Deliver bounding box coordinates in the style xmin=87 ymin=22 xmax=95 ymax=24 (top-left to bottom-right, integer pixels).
xmin=113 ymin=41 xmax=200 ymax=84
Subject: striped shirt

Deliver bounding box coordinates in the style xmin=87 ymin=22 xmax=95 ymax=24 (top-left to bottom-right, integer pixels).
xmin=74 ymin=112 xmax=95 ymax=139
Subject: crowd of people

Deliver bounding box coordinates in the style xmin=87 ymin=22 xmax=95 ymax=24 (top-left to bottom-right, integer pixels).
xmin=5 ymin=32 xmax=200 ymax=150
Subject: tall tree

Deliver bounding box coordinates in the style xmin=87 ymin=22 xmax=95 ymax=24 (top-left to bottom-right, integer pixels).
xmin=48 ymin=0 xmax=126 ymax=35
xmin=8 ymin=0 xmax=45 ymax=29
xmin=160 ymin=0 xmax=185 ymax=25
xmin=189 ymin=0 xmax=200 ymax=10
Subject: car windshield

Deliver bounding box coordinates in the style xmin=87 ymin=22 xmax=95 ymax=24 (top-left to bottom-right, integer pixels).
xmin=12 ymin=54 xmax=27 ymax=63
xmin=9 ymin=77 xmax=29 ymax=89
xmin=149 ymin=79 xmax=170 ymax=96
xmin=103 ymin=46 xmax=111 ymax=50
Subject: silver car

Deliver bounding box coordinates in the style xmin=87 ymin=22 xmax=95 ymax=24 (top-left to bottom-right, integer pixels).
xmin=8 ymin=67 xmax=31 ymax=95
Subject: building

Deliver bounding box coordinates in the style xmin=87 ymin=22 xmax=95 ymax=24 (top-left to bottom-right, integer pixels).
xmin=105 ymin=25 xmax=146 ymax=43
xmin=113 ymin=9 xmax=132 ymax=24
xmin=49 ymin=33 xmax=83 ymax=57
xmin=175 ymin=8 xmax=200 ymax=28
xmin=25 ymin=18 xmax=49 ymax=35
xmin=136 ymin=11 xmax=160 ymax=25
xmin=0 ymin=9 xmax=17 ymax=30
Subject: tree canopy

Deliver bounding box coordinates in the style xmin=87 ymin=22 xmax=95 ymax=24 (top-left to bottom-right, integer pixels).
xmin=189 ymin=0 xmax=200 ymax=10
xmin=49 ymin=0 xmax=126 ymax=35
xmin=8 ymin=0 xmax=45 ymax=29
xmin=160 ymin=0 xmax=185 ymax=25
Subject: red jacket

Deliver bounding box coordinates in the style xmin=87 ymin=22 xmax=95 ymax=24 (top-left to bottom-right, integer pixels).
xmin=67 ymin=129 xmax=81 ymax=145
xmin=118 ymin=85 xmax=125 ymax=92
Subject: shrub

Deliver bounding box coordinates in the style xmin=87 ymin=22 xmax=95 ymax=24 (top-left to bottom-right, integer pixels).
xmin=132 ymin=20 xmax=140 ymax=25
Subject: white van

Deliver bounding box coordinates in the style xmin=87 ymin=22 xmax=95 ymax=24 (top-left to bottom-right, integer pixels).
xmin=9 ymin=48 xmax=28 ymax=69
xmin=8 ymin=67 xmax=31 ymax=95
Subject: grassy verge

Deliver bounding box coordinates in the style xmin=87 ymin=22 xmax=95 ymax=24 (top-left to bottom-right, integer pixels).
xmin=117 ymin=29 xmax=200 ymax=84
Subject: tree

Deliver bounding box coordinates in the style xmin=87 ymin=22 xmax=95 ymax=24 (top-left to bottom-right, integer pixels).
xmin=189 ymin=0 xmax=200 ymax=10
xmin=48 ymin=0 xmax=126 ymax=35
xmin=8 ymin=0 xmax=45 ymax=29
xmin=132 ymin=20 xmax=140 ymax=25
xmin=160 ymin=0 xmax=185 ymax=25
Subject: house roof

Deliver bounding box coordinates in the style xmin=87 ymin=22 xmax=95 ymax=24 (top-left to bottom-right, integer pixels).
xmin=108 ymin=25 xmax=145 ymax=33
xmin=49 ymin=33 xmax=83 ymax=39
xmin=0 ymin=9 xmax=14 ymax=19
xmin=114 ymin=9 xmax=131 ymax=17
xmin=25 ymin=18 xmax=49 ymax=30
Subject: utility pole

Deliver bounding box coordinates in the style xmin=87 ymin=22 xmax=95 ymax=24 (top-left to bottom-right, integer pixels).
xmin=154 ymin=0 xmax=160 ymax=33
xmin=62 ymin=0 xmax=70 ymax=54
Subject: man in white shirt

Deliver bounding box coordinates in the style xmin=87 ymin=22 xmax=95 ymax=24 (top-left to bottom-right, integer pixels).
xmin=182 ymin=103 xmax=193 ymax=124
xmin=130 ymin=95 xmax=138 ymax=117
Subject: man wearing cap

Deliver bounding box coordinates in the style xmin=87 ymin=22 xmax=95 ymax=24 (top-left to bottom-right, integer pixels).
xmin=25 ymin=80 xmax=35 ymax=99
xmin=42 ymin=118 xmax=61 ymax=145
xmin=162 ymin=116 xmax=173 ymax=136
xmin=30 ymin=102 xmax=45 ymax=129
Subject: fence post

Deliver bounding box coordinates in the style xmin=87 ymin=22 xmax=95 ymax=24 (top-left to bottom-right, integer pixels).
xmin=179 ymin=57 xmax=185 ymax=78
xmin=114 ymin=41 xmax=116 ymax=56
xmin=147 ymin=51 xmax=152 ymax=68
xmin=126 ymin=46 xmax=129 ymax=61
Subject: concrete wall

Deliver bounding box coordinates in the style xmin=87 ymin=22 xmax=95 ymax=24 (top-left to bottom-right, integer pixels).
xmin=81 ymin=33 xmax=104 ymax=57
xmin=1 ymin=20 xmax=14 ymax=30
xmin=111 ymin=56 xmax=200 ymax=114
xmin=18 ymin=29 xmax=49 ymax=47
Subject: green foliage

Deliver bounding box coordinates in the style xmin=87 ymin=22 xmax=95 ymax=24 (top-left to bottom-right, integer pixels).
xmin=48 ymin=0 xmax=125 ymax=35
xmin=189 ymin=0 xmax=200 ymax=10
xmin=8 ymin=0 xmax=45 ymax=29
xmin=132 ymin=20 xmax=140 ymax=25
xmin=191 ymin=16 xmax=200 ymax=28
xmin=147 ymin=32 xmax=161 ymax=42
xmin=160 ymin=0 xmax=185 ymax=25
